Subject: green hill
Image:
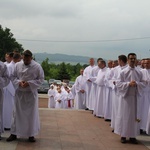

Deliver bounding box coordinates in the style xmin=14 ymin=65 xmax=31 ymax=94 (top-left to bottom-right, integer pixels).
xmin=34 ymin=53 xmax=94 ymax=64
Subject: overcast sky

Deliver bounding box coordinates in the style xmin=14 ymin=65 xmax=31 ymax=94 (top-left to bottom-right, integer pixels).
xmin=1 ymin=0 xmax=150 ymax=59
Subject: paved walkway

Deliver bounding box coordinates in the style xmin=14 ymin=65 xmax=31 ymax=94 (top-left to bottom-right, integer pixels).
xmin=1 ymin=108 xmax=150 ymax=150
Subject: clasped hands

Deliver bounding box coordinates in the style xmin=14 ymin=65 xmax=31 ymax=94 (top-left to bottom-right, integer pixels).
xmin=87 ymin=79 xmax=92 ymax=82
xmin=129 ymin=80 xmax=137 ymax=87
xmin=80 ymin=90 xmax=85 ymax=93
xmin=136 ymin=118 xmax=141 ymax=122
xmin=19 ymin=81 xmax=29 ymax=88
xmin=57 ymin=100 xmax=61 ymax=103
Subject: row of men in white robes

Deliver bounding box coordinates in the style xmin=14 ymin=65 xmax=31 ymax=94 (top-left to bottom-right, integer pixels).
xmin=139 ymin=58 xmax=150 ymax=135
xmin=71 ymin=69 xmax=87 ymax=109
xmin=0 ymin=60 xmax=10 ymax=139
xmin=3 ymin=52 xmax=21 ymax=130
xmin=48 ymin=84 xmax=74 ymax=109
xmin=73 ymin=55 xmax=150 ymax=144
xmin=1 ymin=50 xmax=44 ymax=142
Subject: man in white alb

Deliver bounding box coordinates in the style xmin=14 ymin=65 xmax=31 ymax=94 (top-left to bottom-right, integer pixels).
xmin=89 ymin=58 xmax=103 ymax=112
xmin=48 ymin=85 xmax=56 ymax=108
xmin=3 ymin=53 xmax=21 ymax=130
xmin=7 ymin=50 xmax=44 ymax=142
xmin=74 ymin=69 xmax=86 ymax=109
xmin=115 ymin=53 xmax=146 ymax=144
xmin=111 ymin=55 xmax=128 ymax=131
xmin=0 ymin=61 xmax=10 ymax=140
xmin=104 ymin=60 xmax=113 ymax=121
xmin=83 ymin=58 xmax=95 ymax=110
xmin=140 ymin=58 xmax=150 ymax=133
xmin=94 ymin=60 xmax=107 ymax=117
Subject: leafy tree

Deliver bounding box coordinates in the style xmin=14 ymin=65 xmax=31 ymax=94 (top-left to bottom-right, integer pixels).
xmin=41 ymin=58 xmax=51 ymax=80
xmin=57 ymin=62 xmax=70 ymax=81
xmin=49 ymin=68 xmax=59 ymax=79
xmin=83 ymin=64 xmax=88 ymax=69
xmin=74 ymin=63 xmax=83 ymax=74
xmin=66 ymin=63 xmax=75 ymax=79
xmin=40 ymin=58 xmax=88 ymax=81
xmin=48 ymin=63 xmax=60 ymax=80
xmin=0 ymin=25 xmax=24 ymax=61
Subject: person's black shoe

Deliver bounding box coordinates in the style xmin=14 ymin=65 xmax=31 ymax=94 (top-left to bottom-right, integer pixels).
xmin=0 ymin=136 xmax=2 ymax=140
xmin=140 ymin=129 xmax=146 ymax=135
xmin=112 ymin=129 xmax=114 ymax=132
xmin=105 ymin=119 xmax=111 ymax=122
xmin=6 ymin=134 xmax=17 ymax=142
xmin=28 ymin=136 xmax=36 ymax=142
xmin=129 ymin=138 xmax=138 ymax=144
xmin=140 ymin=129 xmax=143 ymax=134
xmin=98 ymin=116 xmax=102 ymax=118
xmin=4 ymin=128 xmax=10 ymax=131
xmin=121 ymin=137 xmax=126 ymax=144
xmin=85 ymin=108 xmax=89 ymax=110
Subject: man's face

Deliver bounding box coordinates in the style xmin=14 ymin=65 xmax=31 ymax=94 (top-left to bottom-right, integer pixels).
xmin=144 ymin=60 xmax=150 ymax=69
xmin=16 ymin=58 xmax=21 ymax=63
xmin=23 ymin=55 xmax=32 ymax=65
xmin=128 ymin=55 xmax=137 ymax=67
xmin=98 ymin=61 xmax=104 ymax=69
xmin=112 ymin=61 xmax=118 ymax=68
xmin=141 ymin=60 xmax=145 ymax=68
xmin=97 ymin=60 xmax=101 ymax=68
xmin=89 ymin=59 xmax=95 ymax=66
xmin=57 ymin=88 xmax=61 ymax=93
xmin=80 ymin=69 xmax=84 ymax=75
xmin=108 ymin=61 xmax=112 ymax=68
xmin=5 ymin=54 xmax=12 ymax=63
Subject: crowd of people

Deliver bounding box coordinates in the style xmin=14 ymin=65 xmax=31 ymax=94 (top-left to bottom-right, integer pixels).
xmin=48 ymin=53 xmax=150 ymax=144
xmin=0 ymin=50 xmax=44 ymax=142
xmin=0 ymin=50 xmax=150 ymax=145
xmin=47 ymin=84 xmax=74 ymax=109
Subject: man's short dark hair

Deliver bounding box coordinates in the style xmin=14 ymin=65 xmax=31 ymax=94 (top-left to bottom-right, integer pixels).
xmin=13 ymin=50 xmax=19 ymax=53
xmin=100 ymin=60 xmax=106 ymax=66
xmin=7 ymin=52 xmax=14 ymax=58
xmin=97 ymin=58 xmax=103 ymax=62
xmin=127 ymin=53 xmax=136 ymax=59
xmin=142 ymin=58 xmax=150 ymax=60
xmin=118 ymin=55 xmax=127 ymax=63
xmin=23 ymin=50 xmax=32 ymax=57
xmin=13 ymin=53 xmax=21 ymax=60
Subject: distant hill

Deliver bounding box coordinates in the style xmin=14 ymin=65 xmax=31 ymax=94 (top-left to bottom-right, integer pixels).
xmin=33 ymin=53 xmax=95 ymax=64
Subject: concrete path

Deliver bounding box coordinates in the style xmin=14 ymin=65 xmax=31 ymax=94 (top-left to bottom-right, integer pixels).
xmin=1 ymin=108 xmax=150 ymax=150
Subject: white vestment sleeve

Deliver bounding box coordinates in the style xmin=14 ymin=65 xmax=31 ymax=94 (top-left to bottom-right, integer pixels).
xmin=74 ymin=77 xmax=80 ymax=93
xmin=116 ymin=73 xmax=130 ymax=98
xmin=136 ymin=74 xmax=147 ymax=120
xmin=0 ymin=64 xmax=10 ymax=88
xmin=28 ymin=66 xmax=44 ymax=92
xmin=10 ymin=64 xmax=21 ymax=90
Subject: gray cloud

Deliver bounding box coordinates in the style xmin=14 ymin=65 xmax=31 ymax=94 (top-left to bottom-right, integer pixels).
xmin=0 ymin=0 xmax=83 ymax=19
xmin=1 ymin=0 xmax=150 ymax=59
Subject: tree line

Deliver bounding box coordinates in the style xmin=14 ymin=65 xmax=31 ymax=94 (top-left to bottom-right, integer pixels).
xmin=0 ymin=25 xmax=88 ymax=81
xmin=41 ymin=58 xmax=88 ymax=81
